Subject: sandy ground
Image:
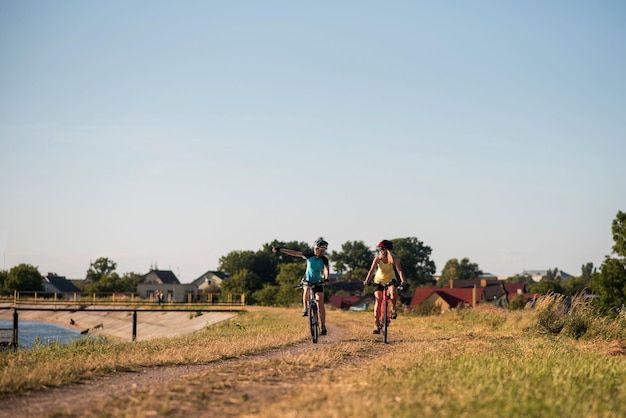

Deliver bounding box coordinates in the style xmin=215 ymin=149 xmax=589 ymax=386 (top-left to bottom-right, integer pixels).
xmin=0 ymin=303 xmax=236 ymax=342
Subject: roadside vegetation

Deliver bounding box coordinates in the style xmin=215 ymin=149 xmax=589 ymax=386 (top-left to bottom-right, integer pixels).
xmin=1 ymin=295 xmax=625 ymax=417
xmin=0 ymin=308 xmax=308 ymax=396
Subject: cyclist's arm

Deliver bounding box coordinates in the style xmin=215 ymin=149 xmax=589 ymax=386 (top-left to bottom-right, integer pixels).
xmin=393 ymin=258 xmax=408 ymax=284
xmin=274 ymin=247 xmax=304 ymax=258
xmin=364 ymin=257 xmax=378 ymax=283
xmin=323 ymin=264 xmax=330 ymax=282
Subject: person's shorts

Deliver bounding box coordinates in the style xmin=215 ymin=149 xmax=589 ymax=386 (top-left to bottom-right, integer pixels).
xmin=374 ymin=279 xmax=397 ymax=292
xmin=311 ymin=284 xmax=324 ymax=294
xmin=301 ymin=279 xmax=325 ymax=294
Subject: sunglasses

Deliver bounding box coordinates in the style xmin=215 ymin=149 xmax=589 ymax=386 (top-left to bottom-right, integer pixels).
xmin=377 ymin=248 xmax=387 ymax=252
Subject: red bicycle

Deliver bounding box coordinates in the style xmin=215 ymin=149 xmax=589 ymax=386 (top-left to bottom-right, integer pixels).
xmin=367 ymin=281 xmax=398 ymax=343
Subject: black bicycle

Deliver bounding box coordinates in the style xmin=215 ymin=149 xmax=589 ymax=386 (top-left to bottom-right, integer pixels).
xmin=295 ymin=280 xmax=324 ymax=343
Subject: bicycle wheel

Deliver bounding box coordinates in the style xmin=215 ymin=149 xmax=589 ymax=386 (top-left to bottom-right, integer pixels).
xmin=382 ymin=298 xmax=389 ymax=344
xmin=309 ymin=302 xmax=319 ymax=344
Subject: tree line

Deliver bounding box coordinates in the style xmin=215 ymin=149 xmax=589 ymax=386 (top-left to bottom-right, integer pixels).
xmin=0 ymin=257 xmax=144 ymax=295
xmin=1 ymin=212 xmax=625 ymax=313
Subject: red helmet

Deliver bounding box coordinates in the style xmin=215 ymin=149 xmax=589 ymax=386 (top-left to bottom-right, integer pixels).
xmin=376 ymin=240 xmax=393 ymax=250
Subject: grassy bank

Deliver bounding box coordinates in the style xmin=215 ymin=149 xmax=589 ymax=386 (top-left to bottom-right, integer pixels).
xmin=0 ymin=308 xmax=307 ymax=395
xmin=290 ymin=307 xmax=626 ymax=418
xmin=2 ymin=299 xmax=626 ymax=417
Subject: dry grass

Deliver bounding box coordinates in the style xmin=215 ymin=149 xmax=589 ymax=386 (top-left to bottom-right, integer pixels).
xmin=0 ymin=308 xmax=306 ymax=395
xmin=2 ymin=304 xmax=626 ymax=417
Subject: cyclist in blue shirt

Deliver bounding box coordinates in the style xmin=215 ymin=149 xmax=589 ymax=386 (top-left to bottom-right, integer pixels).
xmin=273 ymin=238 xmax=330 ymax=335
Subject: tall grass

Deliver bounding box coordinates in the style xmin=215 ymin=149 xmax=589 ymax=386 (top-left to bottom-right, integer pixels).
xmin=533 ymin=293 xmax=626 ymax=340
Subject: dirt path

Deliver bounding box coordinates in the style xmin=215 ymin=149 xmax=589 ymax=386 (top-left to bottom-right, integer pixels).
xmin=0 ymin=322 xmax=385 ymax=417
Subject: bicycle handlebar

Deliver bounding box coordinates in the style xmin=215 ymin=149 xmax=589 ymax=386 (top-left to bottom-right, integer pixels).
xmin=294 ymin=279 xmax=329 ymax=289
xmin=364 ymin=281 xmax=406 ymax=291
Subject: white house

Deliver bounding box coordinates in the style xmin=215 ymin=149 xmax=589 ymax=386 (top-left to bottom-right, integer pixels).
xmin=190 ymin=270 xmax=229 ymax=291
xmin=521 ymin=269 xmax=572 ymax=282
xmin=137 ymin=269 xmax=199 ymax=303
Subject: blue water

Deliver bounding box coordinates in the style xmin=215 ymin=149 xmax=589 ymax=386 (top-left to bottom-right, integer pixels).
xmin=0 ymin=320 xmax=83 ymax=349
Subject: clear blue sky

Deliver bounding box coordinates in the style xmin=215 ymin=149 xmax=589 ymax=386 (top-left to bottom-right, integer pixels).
xmin=1 ymin=1 xmax=624 ymax=282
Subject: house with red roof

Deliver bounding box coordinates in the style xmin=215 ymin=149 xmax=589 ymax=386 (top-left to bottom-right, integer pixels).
xmin=409 ymin=279 xmax=535 ymax=313
xmin=329 ymin=295 xmax=362 ymax=310
xmin=409 ymin=287 xmax=485 ymax=313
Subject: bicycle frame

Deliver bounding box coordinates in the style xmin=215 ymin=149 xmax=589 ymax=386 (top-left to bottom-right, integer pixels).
xmin=297 ymin=281 xmax=323 ymax=344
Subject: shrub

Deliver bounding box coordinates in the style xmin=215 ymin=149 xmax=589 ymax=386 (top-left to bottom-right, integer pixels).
xmin=532 ymin=293 xmax=626 ymax=340
xmin=534 ymin=293 xmax=567 ymax=334
xmin=411 ymin=299 xmax=437 ymax=316
xmin=508 ymin=294 xmax=526 ymax=311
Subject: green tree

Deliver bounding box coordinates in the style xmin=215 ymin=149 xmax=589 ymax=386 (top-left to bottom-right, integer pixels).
xmin=542 ymin=268 xmax=559 ymax=282
xmin=437 ymin=257 xmax=482 ymax=287
xmin=390 ymin=237 xmax=436 ymax=288
xmin=438 ymin=258 xmax=459 ymax=287
xmin=219 ymin=250 xmax=277 ymax=289
xmin=0 ymin=269 xmax=7 ymax=294
xmin=591 ymin=257 xmax=626 ymax=314
xmin=592 ymin=211 xmax=626 ymax=313
xmin=86 ymin=257 xmax=117 ymax=282
xmin=84 ymin=273 xmax=121 ymax=294
xmin=3 ymin=264 xmax=43 ymax=292
xmin=263 ymin=240 xmax=310 ymax=268
xmin=528 ymin=267 xmax=564 ymax=294
xmin=341 ymin=268 xmax=369 ymax=281
xmin=83 ymin=257 xmax=132 ymax=293
xmin=218 ymin=240 xmax=322 ymax=306
xmin=220 ymin=268 xmax=261 ymax=304
xmin=458 ymin=258 xmax=482 ymax=280
xmin=246 ymin=263 xmax=308 ymax=307
xmin=581 ymin=262 xmax=595 ymax=282
xmin=328 ymin=240 xmax=373 ymax=273
xmin=508 ymin=294 xmax=526 ymax=310
xmin=528 ymin=280 xmax=563 ymax=295
xmin=118 ymin=272 xmax=145 ymax=293
xmin=274 ymin=263 xmax=306 ymax=307
xmin=252 ymin=283 xmax=280 ymax=306
xmin=611 ymin=210 xmax=626 ymax=257
xmin=562 ymin=263 xmax=594 ymax=296
xmin=505 ymin=274 xmax=534 ymax=285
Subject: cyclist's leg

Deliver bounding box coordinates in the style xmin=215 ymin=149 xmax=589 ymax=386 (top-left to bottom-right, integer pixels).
xmin=374 ymin=289 xmax=381 ymax=321
xmin=302 ymin=286 xmax=309 ymax=316
xmin=315 ymin=290 xmax=325 ymax=325
xmin=390 ymin=284 xmax=398 ymax=318
xmin=315 ymin=289 xmax=327 ymax=334
xmin=382 ymin=294 xmax=389 ymax=340
xmin=373 ymin=289 xmax=383 ymax=332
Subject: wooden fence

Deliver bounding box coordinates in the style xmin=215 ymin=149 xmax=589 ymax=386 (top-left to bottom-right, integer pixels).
xmin=0 ymin=290 xmax=246 ymax=307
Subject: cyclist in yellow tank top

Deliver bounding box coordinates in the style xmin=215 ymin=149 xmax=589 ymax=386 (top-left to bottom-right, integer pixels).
xmin=373 ymin=260 xmax=396 ymax=284
xmin=364 ymin=239 xmax=408 ymax=334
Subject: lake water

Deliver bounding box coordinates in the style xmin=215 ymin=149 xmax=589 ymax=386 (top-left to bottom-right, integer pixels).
xmin=0 ymin=319 xmax=83 ymax=349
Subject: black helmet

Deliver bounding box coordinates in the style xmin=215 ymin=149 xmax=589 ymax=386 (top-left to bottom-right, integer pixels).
xmin=314 ymin=237 xmax=328 ymax=249
xmin=377 ymin=239 xmax=393 ymax=250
